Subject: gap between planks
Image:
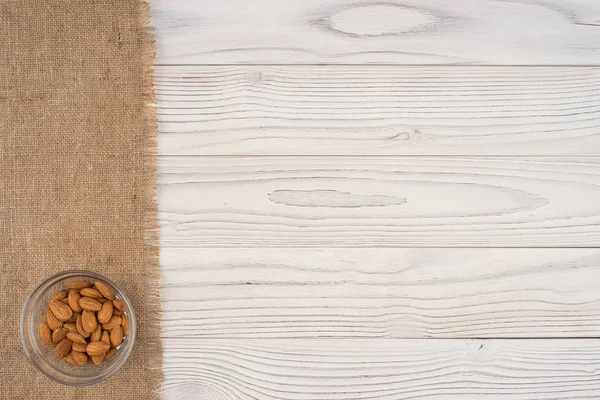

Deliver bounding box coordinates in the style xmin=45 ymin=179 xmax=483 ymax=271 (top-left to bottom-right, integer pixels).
xmin=155 ymin=64 xmax=600 ymax=67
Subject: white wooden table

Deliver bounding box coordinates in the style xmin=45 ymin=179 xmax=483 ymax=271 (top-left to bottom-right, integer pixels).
xmin=151 ymin=1 xmax=600 ymax=398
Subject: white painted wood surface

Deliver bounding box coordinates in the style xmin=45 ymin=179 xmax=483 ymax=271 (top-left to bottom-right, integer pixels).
xmin=150 ymin=0 xmax=600 ymax=397
xmin=151 ymin=0 xmax=600 ymax=65
xmin=162 ymin=339 xmax=600 ymax=399
xmin=159 ymin=156 xmax=600 ymax=247
xmin=161 ymin=248 xmax=600 ymax=338
xmin=156 ymin=66 xmax=600 ymax=156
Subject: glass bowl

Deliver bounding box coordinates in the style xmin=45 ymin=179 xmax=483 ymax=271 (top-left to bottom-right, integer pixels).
xmin=20 ymin=270 xmax=136 ymax=386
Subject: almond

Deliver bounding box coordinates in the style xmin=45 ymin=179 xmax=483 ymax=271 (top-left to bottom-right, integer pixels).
xmin=121 ymin=314 xmax=130 ymax=336
xmin=67 ymin=280 xmax=92 ymax=290
xmin=46 ymin=308 xmax=63 ymax=331
xmin=82 ymin=310 xmax=97 ymax=333
xmin=86 ymin=341 xmax=110 ymax=356
xmin=91 ymin=324 xmax=102 ymax=342
xmin=80 ymin=288 xmax=103 ymax=298
xmin=39 ymin=323 xmax=52 ymax=345
xmin=110 ymin=326 xmax=123 ymax=347
xmin=112 ymin=299 xmax=126 ymax=312
xmin=66 ymin=332 xmax=87 ymax=345
xmin=52 ymin=290 xmax=69 ymax=301
xmin=68 ymin=290 xmax=82 ymax=313
xmin=71 ymin=350 xmax=88 ymax=365
xmin=101 ymin=330 xmax=110 ymax=346
xmin=39 ymin=283 xmax=130 ymax=367
xmin=49 ymin=300 xmax=73 ymax=322
xmin=65 ymin=353 xmax=77 ymax=365
xmin=79 ymin=296 xmax=102 ymax=312
xmin=94 ymin=281 xmax=115 ymax=300
xmin=91 ymin=353 xmax=106 ymax=365
xmin=102 ymin=315 xmax=122 ymax=331
xmin=97 ymin=301 xmax=113 ymax=324
xmin=52 ymin=327 xmax=67 ymax=344
xmin=54 ymin=338 xmax=72 ymax=359
xmin=72 ymin=342 xmax=88 ymax=353
xmin=76 ymin=314 xmax=91 ymax=338
xmin=66 ymin=312 xmax=79 ymax=323
xmin=104 ymin=347 xmax=117 ymax=361
xmin=63 ymin=322 xmax=78 ymax=333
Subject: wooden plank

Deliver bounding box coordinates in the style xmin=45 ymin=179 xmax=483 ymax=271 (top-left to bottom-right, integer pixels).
xmin=161 ymin=248 xmax=600 ymax=338
xmin=159 ymin=156 xmax=600 ymax=247
xmin=156 ymin=66 xmax=600 ymax=156
xmin=162 ymin=338 xmax=600 ymax=399
xmin=150 ymin=0 xmax=600 ymax=65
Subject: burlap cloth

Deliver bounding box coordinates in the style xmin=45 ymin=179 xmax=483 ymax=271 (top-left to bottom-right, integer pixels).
xmin=0 ymin=1 xmax=161 ymax=398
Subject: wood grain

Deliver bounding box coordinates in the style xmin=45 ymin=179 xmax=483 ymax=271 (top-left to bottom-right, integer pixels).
xmin=152 ymin=2 xmax=600 ymax=394
xmin=150 ymin=0 xmax=600 ymax=65
xmin=156 ymin=66 xmax=600 ymax=156
xmin=162 ymin=339 xmax=600 ymax=399
xmin=159 ymin=156 xmax=600 ymax=247
xmin=161 ymin=248 xmax=600 ymax=338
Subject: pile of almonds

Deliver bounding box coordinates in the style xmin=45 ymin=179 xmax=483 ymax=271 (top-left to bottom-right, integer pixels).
xmin=39 ymin=279 xmax=130 ymax=366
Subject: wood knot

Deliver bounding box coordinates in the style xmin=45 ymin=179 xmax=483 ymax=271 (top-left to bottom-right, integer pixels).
xmin=326 ymin=3 xmax=438 ymax=37
xmin=268 ymin=189 xmax=406 ymax=208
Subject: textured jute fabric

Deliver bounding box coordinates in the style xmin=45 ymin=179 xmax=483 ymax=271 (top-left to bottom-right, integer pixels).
xmin=0 ymin=1 xmax=161 ymax=398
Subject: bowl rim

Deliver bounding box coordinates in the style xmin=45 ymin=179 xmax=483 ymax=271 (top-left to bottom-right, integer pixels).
xmin=20 ymin=270 xmax=137 ymax=386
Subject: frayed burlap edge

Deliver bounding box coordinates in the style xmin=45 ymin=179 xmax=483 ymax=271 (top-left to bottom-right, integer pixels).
xmin=140 ymin=0 xmax=163 ymax=397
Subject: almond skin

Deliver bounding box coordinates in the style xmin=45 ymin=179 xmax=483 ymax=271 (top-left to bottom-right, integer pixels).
xmin=97 ymin=301 xmax=113 ymax=324
xmin=52 ymin=290 xmax=69 ymax=301
xmin=80 ymin=288 xmax=103 ymax=298
xmin=91 ymin=353 xmax=106 ymax=365
xmin=79 ymin=296 xmax=102 ymax=312
xmin=76 ymin=314 xmax=91 ymax=338
xmin=54 ymin=338 xmax=72 ymax=359
xmin=49 ymin=300 xmax=73 ymax=322
xmin=94 ymin=281 xmax=115 ymax=300
xmin=102 ymin=315 xmax=122 ymax=331
xmin=65 ymin=353 xmax=77 ymax=365
xmin=46 ymin=308 xmax=63 ymax=331
xmin=110 ymin=326 xmax=123 ymax=347
xmin=39 ymin=323 xmax=52 ymax=345
xmin=121 ymin=314 xmax=130 ymax=336
xmin=113 ymin=309 xmax=124 ymax=316
xmin=66 ymin=312 xmax=79 ymax=323
xmin=52 ymin=327 xmax=68 ymax=344
xmin=66 ymin=332 xmax=87 ymax=345
xmin=101 ymin=330 xmax=110 ymax=346
xmin=91 ymin=324 xmax=102 ymax=342
xmin=71 ymin=350 xmax=88 ymax=365
xmin=72 ymin=342 xmax=88 ymax=353
xmin=82 ymin=310 xmax=97 ymax=333
xmin=112 ymin=299 xmax=126 ymax=312
xmin=68 ymin=290 xmax=83 ymax=313
xmin=67 ymin=280 xmax=91 ymax=290
xmin=86 ymin=341 xmax=110 ymax=356
xmin=105 ymin=347 xmax=118 ymax=361
xmin=97 ymin=298 xmax=108 ymax=304
xmin=63 ymin=322 xmax=78 ymax=333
